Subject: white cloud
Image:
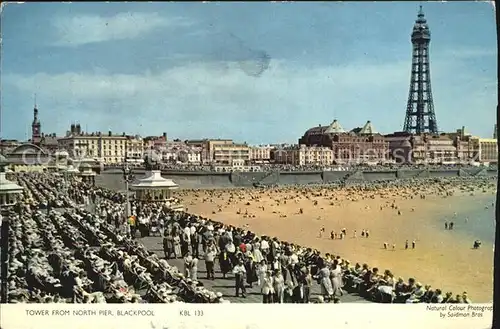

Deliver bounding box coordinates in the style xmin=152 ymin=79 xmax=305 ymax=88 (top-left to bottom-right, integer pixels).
xmin=3 ymin=57 xmax=497 ymax=143
xmin=52 ymin=12 xmax=193 ymax=46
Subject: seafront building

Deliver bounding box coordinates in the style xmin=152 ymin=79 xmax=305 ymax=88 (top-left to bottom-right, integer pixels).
xmin=125 ymin=135 xmax=145 ymax=163
xmin=178 ymin=148 xmax=202 ymax=164
xmin=249 ymin=145 xmax=273 ymax=163
xmin=2 ymin=144 xmax=52 ymax=172
xmin=0 ymin=139 xmax=21 ymax=155
xmin=385 ymin=127 xmax=498 ymax=165
xmin=144 ymin=133 xmax=168 ymax=151
xmin=274 ymin=145 xmax=334 ymax=166
xmin=299 ymin=120 xmax=389 ymax=165
xmin=184 ymin=139 xmax=251 ymax=165
xmin=212 ymin=142 xmax=250 ymax=165
xmin=470 ymin=137 xmax=498 ymax=164
xmin=57 ymin=124 xmax=128 ymax=164
xmin=411 ymin=134 xmax=463 ymax=164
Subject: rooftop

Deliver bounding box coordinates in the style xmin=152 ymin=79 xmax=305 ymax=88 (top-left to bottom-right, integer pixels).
xmin=324 ymin=119 xmax=345 ymax=134
xmin=130 ymin=170 xmax=179 ymax=190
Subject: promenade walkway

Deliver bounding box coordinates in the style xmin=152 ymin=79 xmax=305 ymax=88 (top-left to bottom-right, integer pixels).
xmin=138 ymin=236 xmax=368 ymax=303
xmin=76 ymin=203 xmax=368 ymax=303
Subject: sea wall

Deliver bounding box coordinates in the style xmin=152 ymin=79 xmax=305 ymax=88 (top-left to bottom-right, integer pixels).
xmin=97 ymin=168 xmax=498 ymax=191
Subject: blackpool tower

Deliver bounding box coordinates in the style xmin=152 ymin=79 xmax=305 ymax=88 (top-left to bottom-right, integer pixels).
xmin=403 ymin=6 xmax=439 ymax=135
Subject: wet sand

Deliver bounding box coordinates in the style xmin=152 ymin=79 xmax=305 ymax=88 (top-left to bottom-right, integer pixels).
xmin=179 ymin=183 xmax=496 ymax=302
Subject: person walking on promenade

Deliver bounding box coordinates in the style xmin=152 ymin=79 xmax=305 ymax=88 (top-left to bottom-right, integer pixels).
xmin=219 ymin=249 xmax=232 ymax=279
xmin=190 ymin=257 xmax=199 ymax=281
xmin=191 ymin=225 xmax=200 ymax=258
xmin=316 ymin=262 xmax=334 ymax=302
xmin=252 ymin=242 xmax=264 ymax=263
xmin=173 ymin=233 xmax=182 ymax=259
xmin=331 ymin=260 xmax=345 ymax=297
xmin=204 ymin=242 xmax=217 ymax=280
xmin=232 ymin=259 xmax=247 ymax=298
xmin=163 ymin=233 xmax=174 ymax=259
xmin=257 ymin=259 xmax=268 ymax=287
xmin=272 ymin=269 xmax=285 ymax=303
xmin=245 ymin=256 xmax=258 ymax=288
xmin=128 ymin=215 xmax=137 ymax=239
xmin=261 ymin=270 xmax=274 ymax=303
xmin=183 ymin=252 xmax=193 ymax=279
xmin=294 ymin=268 xmax=313 ymax=303
xmin=181 ymin=227 xmax=191 ymax=257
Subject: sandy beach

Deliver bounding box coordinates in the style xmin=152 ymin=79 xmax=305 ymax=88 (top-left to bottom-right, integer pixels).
xmin=178 ymin=181 xmax=496 ymax=302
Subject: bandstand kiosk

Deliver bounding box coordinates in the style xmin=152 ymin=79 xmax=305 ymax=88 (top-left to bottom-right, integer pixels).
xmin=62 ymin=164 xmax=79 ymax=183
xmin=129 ymin=163 xmax=183 ymax=211
xmin=64 ymin=164 xmax=80 ymax=175
xmin=0 ymin=155 xmax=24 ymax=209
xmin=0 ymin=154 xmax=24 ymax=303
xmin=78 ymin=163 xmax=96 ymax=186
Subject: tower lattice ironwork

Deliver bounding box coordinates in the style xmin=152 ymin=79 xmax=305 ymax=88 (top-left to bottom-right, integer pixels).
xmin=403 ymin=6 xmax=438 ymax=135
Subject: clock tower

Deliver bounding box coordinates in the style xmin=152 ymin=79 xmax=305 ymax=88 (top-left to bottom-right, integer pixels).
xmin=32 ymin=105 xmax=41 ymax=142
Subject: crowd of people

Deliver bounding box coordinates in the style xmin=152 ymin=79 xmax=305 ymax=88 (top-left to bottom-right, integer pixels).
xmin=0 ymin=172 xmax=485 ymax=304
xmin=1 ymin=173 xmax=226 ymax=304
xmin=103 ymin=162 xmax=497 ymax=173
xmin=134 ymin=207 xmax=474 ymax=304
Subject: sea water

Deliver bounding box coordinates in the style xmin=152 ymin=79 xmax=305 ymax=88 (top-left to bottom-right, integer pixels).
xmin=433 ymin=194 xmax=496 ymax=245
xmin=454 ymin=195 xmax=496 ymax=244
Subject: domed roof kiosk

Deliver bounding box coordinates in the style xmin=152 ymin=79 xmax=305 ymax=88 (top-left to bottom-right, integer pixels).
xmin=0 ymin=154 xmax=24 ymax=210
xmin=129 ymin=162 xmax=183 ymax=211
xmin=78 ymin=163 xmax=96 ymax=186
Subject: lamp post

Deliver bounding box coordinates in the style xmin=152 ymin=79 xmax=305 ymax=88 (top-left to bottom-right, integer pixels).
xmin=122 ymin=163 xmax=133 ymax=223
xmin=0 ymin=155 xmax=23 ymax=303
xmin=63 ymin=169 xmax=69 ymax=196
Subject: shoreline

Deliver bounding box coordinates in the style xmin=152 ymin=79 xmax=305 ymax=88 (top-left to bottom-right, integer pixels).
xmin=177 ymin=181 xmax=496 ymax=302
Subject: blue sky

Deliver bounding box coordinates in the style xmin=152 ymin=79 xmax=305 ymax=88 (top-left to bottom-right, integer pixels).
xmin=1 ymin=2 xmax=497 ymax=144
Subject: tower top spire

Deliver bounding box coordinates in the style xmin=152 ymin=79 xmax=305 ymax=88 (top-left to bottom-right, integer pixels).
xmin=415 ymin=5 xmax=427 ymax=24
xmin=412 ymin=5 xmax=430 ymax=43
